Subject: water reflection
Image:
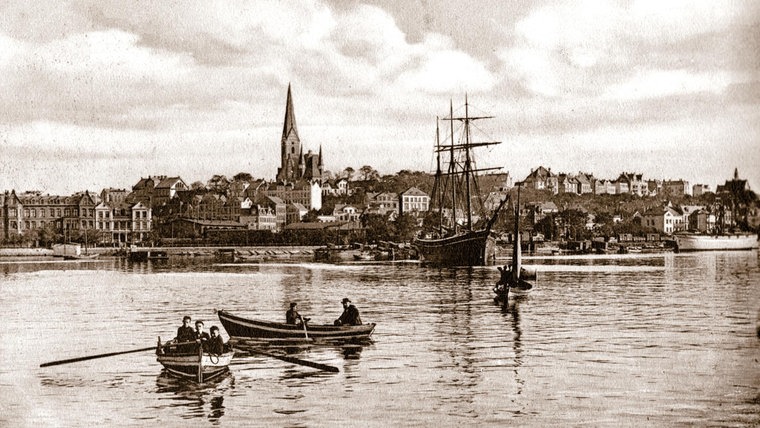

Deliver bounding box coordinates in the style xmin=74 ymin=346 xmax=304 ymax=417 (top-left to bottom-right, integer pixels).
xmin=154 ymin=370 xmax=234 ymax=423
xmin=500 ymin=300 xmax=524 ymax=395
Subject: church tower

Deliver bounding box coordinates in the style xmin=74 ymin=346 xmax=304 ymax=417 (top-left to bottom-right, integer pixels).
xmin=275 ymin=84 xmax=323 ymax=183
xmin=276 ymin=84 xmax=302 ymax=182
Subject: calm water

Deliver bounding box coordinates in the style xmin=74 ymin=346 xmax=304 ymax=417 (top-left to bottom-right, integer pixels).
xmin=1 ymin=252 xmax=759 ymax=427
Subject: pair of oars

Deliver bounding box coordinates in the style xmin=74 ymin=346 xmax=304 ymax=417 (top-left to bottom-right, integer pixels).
xmin=40 ymin=340 xmax=339 ymax=373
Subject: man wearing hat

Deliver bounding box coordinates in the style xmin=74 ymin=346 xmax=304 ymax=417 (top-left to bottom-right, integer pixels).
xmin=286 ymin=302 xmax=303 ymax=325
xmin=334 ymin=297 xmax=362 ymax=326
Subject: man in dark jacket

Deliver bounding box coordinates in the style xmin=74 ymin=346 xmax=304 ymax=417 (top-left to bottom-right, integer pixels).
xmin=205 ymin=326 xmax=226 ymax=354
xmin=175 ymin=316 xmax=195 ymax=342
xmin=334 ymin=298 xmax=362 ymax=326
xmin=194 ymin=320 xmax=211 ymax=349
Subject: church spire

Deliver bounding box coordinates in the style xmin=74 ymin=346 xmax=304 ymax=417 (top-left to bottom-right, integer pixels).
xmin=282 ymin=83 xmax=299 ymax=142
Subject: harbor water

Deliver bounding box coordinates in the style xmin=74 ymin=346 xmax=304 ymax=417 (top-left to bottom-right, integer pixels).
xmin=1 ymin=252 xmax=759 ymax=426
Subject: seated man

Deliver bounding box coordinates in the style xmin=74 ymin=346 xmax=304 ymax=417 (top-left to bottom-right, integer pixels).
xmin=168 ymin=315 xmax=196 ymax=354
xmin=286 ymin=302 xmax=303 ymax=326
xmin=175 ymin=316 xmax=195 ymax=343
xmin=204 ymin=326 xmax=226 ymax=354
xmin=194 ymin=320 xmax=211 ymax=351
xmin=334 ymin=297 xmax=362 ymax=326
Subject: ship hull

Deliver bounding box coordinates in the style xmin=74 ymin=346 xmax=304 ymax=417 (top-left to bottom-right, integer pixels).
xmin=414 ymin=229 xmax=496 ymax=266
xmin=675 ymin=233 xmax=759 ymax=251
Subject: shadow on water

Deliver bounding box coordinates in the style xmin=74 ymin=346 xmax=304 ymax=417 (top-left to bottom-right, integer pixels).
xmin=153 ymin=370 xmax=235 ymax=423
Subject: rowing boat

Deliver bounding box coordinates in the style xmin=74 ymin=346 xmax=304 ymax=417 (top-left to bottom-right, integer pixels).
xmin=156 ymin=340 xmax=233 ymax=383
xmin=218 ymin=310 xmax=375 ymax=341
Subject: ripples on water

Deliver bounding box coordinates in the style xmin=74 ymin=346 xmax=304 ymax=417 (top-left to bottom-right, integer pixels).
xmin=1 ymin=252 xmax=759 ymax=426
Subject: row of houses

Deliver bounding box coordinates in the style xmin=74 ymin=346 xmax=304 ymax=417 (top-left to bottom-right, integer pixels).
xmin=521 ymin=166 xmax=704 ymax=197
xmin=0 ymin=173 xmax=433 ymax=244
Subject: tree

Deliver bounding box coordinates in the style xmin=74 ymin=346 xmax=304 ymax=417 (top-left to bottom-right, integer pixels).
xmin=393 ymin=213 xmax=418 ymax=242
xmin=361 ymin=213 xmax=394 ymax=242
xmin=190 ymin=181 xmax=206 ymax=191
xmin=342 ymin=167 xmax=355 ymax=180
xmin=207 ymin=175 xmax=230 ymax=193
xmin=359 ymin=165 xmax=379 ymax=181
xmin=302 ymin=209 xmax=320 ymax=222
xmin=37 ymin=224 xmax=61 ymax=247
xmin=233 ymin=172 xmax=254 ymax=182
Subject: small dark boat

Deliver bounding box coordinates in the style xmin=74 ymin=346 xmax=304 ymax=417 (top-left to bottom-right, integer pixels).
xmin=494 ymin=185 xmax=535 ymax=303
xmin=156 ymin=339 xmax=233 ymax=383
xmin=218 ymin=310 xmax=375 ymax=341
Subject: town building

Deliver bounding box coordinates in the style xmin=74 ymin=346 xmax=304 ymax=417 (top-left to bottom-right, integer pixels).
xmin=642 ymin=205 xmax=684 ymax=234
xmin=95 ymin=201 xmax=152 ymax=245
xmin=521 ymin=166 xmax=558 ymax=194
xmin=399 ymin=187 xmax=430 ymax=215
xmin=1 ymin=190 xmax=98 ymax=241
xmin=692 ymin=184 xmax=711 ymax=197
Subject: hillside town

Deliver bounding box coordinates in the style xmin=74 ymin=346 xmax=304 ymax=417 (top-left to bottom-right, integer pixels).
xmin=1 ymin=86 xmax=757 ymax=250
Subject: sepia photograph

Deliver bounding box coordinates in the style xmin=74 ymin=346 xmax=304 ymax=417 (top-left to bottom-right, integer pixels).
xmin=1 ymin=0 xmax=759 ymax=426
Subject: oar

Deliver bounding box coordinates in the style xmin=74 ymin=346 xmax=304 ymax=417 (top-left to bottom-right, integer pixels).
xmin=301 ymin=315 xmax=309 ymax=340
xmin=247 ymin=349 xmax=339 ymax=373
xmin=40 ymin=340 xmax=198 ymax=368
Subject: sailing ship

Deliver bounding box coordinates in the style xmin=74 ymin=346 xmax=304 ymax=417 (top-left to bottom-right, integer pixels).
xmin=494 ymin=185 xmax=534 ymax=302
xmin=414 ymin=97 xmax=508 ymax=266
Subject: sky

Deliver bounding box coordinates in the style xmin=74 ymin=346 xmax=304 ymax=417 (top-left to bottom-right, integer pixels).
xmin=1 ymin=0 xmax=758 ymax=195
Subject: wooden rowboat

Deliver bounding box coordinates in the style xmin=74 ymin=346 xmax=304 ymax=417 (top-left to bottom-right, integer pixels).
xmin=156 ymin=340 xmax=233 ymax=383
xmin=218 ymin=310 xmax=375 ymax=341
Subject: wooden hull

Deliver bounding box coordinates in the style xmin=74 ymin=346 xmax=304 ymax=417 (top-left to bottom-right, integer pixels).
xmin=156 ymin=351 xmax=233 ymax=383
xmin=675 ymin=233 xmax=759 ymax=251
xmin=218 ymin=310 xmax=375 ymax=341
xmin=414 ymin=229 xmax=496 ymax=266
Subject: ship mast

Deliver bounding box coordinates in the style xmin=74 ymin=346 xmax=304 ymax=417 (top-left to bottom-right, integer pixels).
xmin=435 ymin=117 xmax=444 ymax=234
xmin=449 ymin=100 xmax=456 ymax=233
xmin=464 ymin=95 xmax=473 ymax=230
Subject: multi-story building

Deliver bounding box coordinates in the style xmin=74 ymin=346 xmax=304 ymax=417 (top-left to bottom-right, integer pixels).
xmin=521 ymin=166 xmax=558 ymax=194
xmin=95 ymin=201 xmax=152 ymax=245
xmin=365 ymin=191 xmax=399 ymax=215
xmin=575 ymin=173 xmax=594 ymax=194
xmin=662 ymin=179 xmax=691 ymax=197
xmin=692 ymin=184 xmax=710 ymax=197
xmin=240 ymin=204 xmax=277 ymax=231
xmin=399 ymin=187 xmax=430 ymax=215
xmin=1 ymin=190 xmax=98 ymax=241
xmin=260 ymin=181 xmax=322 ymax=211
xmin=593 ymin=179 xmax=616 ymax=195
xmin=642 ymin=205 xmax=684 ymax=234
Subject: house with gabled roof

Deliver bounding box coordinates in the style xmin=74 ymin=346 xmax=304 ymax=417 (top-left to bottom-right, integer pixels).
xmin=399 ymin=187 xmax=429 ymax=215
xmin=575 ymin=172 xmax=594 ymax=194
xmin=286 ymin=202 xmax=309 ymax=225
xmin=521 ymin=166 xmax=558 ymax=194
xmin=642 ymin=205 xmax=684 ymax=234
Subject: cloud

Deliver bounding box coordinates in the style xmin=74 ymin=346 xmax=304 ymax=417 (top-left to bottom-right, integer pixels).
xmin=499 ymin=0 xmax=759 ymax=100
xmin=603 ymin=69 xmax=733 ymax=100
